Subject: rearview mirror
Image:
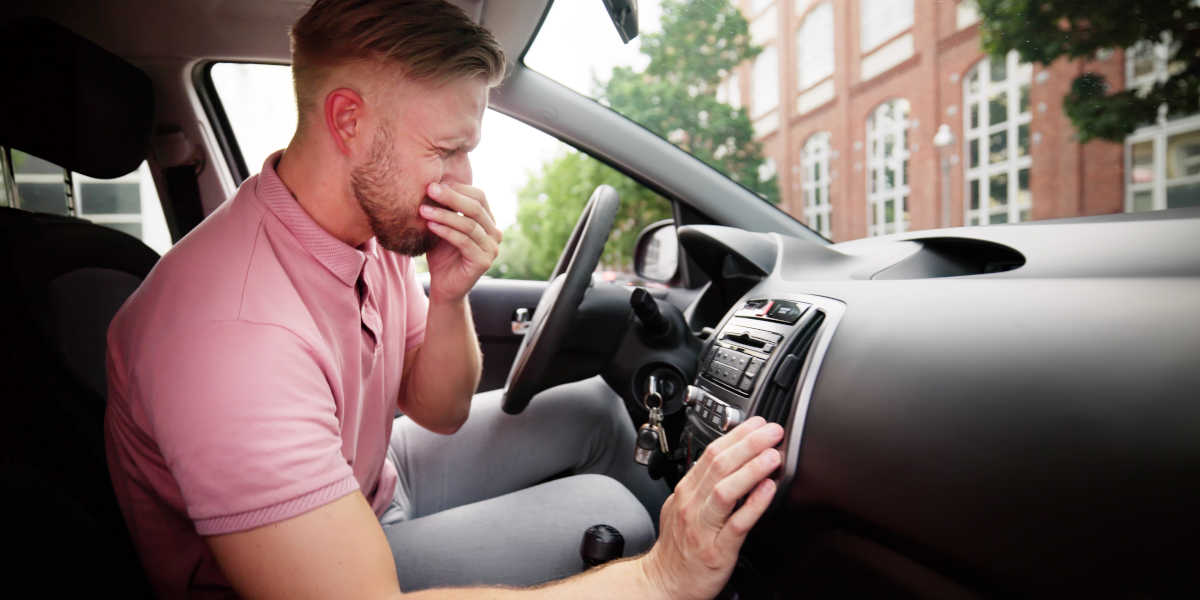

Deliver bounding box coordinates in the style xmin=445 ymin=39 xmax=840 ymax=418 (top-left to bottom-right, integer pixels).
xmin=633 ymin=219 xmax=678 ymax=283
xmin=603 ymin=0 xmax=638 ymax=43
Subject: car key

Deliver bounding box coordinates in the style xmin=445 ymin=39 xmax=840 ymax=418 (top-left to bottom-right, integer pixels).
xmin=635 ymin=377 xmax=670 ymax=465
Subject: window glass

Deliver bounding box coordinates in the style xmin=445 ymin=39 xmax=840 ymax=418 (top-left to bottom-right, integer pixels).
xmin=752 ymin=45 xmax=780 ymax=118
xmin=797 ymin=3 xmax=835 ymax=90
xmin=956 ymin=0 xmax=980 ymax=29
xmin=860 ymin=0 xmax=913 ymax=52
xmin=206 ymin=62 xmax=673 ymax=282
xmin=866 ymin=99 xmax=910 ymax=236
xmin=802 ymin=132 xmax=833 ymax=238
xmin=963 ymin=51 xmax=1033 ymax=226
xmin=8 ymin=149 xmax=171 ymax=254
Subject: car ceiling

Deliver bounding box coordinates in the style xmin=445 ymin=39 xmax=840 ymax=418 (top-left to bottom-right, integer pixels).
xmin=4 ymin=0 xmax=545 ymax=70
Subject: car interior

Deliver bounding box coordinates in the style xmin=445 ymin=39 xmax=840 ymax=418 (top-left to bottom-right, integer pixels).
xmin=2 ymin=0 xmax=1198 ymax=598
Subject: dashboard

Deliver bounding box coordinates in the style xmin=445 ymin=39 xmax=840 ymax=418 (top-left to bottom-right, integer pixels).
xmin=672 ymin=207 xmax=1200 ymax=597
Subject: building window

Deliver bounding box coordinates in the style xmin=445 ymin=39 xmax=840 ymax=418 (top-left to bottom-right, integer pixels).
xmin=8 ymin=149 xmax=171 ymax=253
xmin=752 ymin=45 xmax=780 ymax=133
xmin=963 ymin=51 xmax=1033 ymax=225
xmin=796 ymin=3 xmax=834 ymax=91
xmin=1124 ymin=39 xmax=1200 ymax=211
xmin=802 ymin=132 xmax=833 ymax=238
xmin=860 ymin=0 xmax=912 ymax=52
xmin=866 ymin=99 xmax=911 ymax=236
xmin=956 ymin=0 xmax=980 ymax=30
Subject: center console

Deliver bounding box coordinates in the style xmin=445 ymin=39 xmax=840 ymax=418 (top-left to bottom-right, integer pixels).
xmin=681 ymin=294 xmax=845 ymax=486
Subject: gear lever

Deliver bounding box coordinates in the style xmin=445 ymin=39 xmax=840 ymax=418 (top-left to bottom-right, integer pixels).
xmin=580 ymin=524 xmax=625 ymax=569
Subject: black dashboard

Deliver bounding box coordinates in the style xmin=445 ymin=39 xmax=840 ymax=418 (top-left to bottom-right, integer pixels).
xmin=675 ymin=207 xmax=1200 ymax=597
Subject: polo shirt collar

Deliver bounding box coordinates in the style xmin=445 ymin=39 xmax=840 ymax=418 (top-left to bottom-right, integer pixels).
xmin=254 ymin=150 xmax=368 ymax=287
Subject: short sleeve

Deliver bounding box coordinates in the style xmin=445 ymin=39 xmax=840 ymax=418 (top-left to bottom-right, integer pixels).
xmin=135 ymin=320 xmax=357 ymax=535
xmin=401 ymin=257 xmax=428 ymax=348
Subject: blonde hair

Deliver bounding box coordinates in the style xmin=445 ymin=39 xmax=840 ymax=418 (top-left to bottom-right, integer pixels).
xmin=290 ymin=0 xmax=505 ymax=126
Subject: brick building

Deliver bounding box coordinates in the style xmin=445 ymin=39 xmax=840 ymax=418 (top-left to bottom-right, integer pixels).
xmin=725 ymin=0 xmax=1200 ymax=242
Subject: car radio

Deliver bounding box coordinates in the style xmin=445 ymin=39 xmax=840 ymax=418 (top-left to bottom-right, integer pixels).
xmin=680 ymin=295 xmax=842 ymax=472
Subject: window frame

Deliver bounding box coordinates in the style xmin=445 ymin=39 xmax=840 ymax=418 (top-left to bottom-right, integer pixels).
xmin=801 ymin=132 xmax=833 ymax=239
xmin=962 ymin=50 xmax=1033 ymax=226
xmin=865 ymin=99 xmax=911 ymax=237
xmin=1123 ymin=39 xmax=1200 ymax=212
xmin=796 ymin=2 xmax=835 ymax=93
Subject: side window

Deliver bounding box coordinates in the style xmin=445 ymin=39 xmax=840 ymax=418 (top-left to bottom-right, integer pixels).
xmin=2 ymin=148 xmax=171 ymax=254
xmin=206 ymin=62 xmax=674 ymax=285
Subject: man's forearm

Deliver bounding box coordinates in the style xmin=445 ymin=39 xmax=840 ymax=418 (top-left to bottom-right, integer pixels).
xmin=401 ymin=555 xmax=664 ymax=600
xmin=400 ymin=297 xmax=480 ymax=433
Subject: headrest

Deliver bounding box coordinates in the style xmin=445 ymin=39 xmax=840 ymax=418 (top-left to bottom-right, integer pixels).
xmin=0 ymin=17 xmax=153 ymax=179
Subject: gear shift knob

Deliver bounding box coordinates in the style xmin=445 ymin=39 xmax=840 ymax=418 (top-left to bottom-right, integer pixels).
xmin=580 ymin=524 xmax=625 ymax=569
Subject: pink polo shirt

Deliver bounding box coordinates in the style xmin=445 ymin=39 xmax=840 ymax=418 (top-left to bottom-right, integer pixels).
xmin=104 ymin=151 xmax=427 ymax=597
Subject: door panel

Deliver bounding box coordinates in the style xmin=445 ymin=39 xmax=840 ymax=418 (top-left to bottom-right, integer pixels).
xmin=423 ymin=277 xmax=547 ymax=393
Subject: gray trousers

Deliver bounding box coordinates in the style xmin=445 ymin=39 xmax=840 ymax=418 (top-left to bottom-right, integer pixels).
xmin=380 ymin=376 xmax=669 ymax=591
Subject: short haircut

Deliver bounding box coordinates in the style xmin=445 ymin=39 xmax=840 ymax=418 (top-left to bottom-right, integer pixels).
xmin=290 ymin=0 xmax=506 ymax=122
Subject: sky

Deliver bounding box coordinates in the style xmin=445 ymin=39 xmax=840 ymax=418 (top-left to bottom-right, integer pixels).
xmin=213 ymin=0 xmax=664 ymax=231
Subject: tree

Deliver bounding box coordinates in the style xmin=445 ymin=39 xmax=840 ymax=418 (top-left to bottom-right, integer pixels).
xmin=489 ymin=0 xmax=777 ymax=280
xmin=977 ymin=0 xmax=1200 ymax=142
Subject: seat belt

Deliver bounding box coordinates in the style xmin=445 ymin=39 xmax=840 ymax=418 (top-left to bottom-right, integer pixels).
xmin=155 ymin=128 xmax=206 ymax=241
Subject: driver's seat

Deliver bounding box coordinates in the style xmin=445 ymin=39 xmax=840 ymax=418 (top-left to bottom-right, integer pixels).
xmin=0 ymin=16 xmax=159 ymax=596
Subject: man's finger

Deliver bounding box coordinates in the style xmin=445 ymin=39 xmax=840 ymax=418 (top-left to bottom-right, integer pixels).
xmin=420 ymin=205 xmax=499 ymax=252
xmin=704 ymin=447 xmax=779 ymax=522
xmin=673 ymin=417 xmax=767 ymax=498
xmin=446 ymin=182 xmax=496 ymax=222
xmin=694 ymin=421 xmax=783 ymax=499
xmin=713 ymin=478 xmax=776 ymax=557
xmin=426 ymin=221 xmax=493 ymax=267
xmin=429 ymin=182 xmax=498 ymax=235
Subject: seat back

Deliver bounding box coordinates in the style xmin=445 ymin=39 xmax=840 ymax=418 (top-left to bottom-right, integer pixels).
xmin=0 ymin=16 xmax=159 ymax=597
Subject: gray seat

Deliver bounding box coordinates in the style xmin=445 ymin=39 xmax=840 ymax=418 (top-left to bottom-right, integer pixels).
xmin=0 ymin=16 xmax=160 ymax=597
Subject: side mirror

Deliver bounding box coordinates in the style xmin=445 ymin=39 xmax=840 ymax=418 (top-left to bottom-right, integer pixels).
xmin=633 ymin=219 xmax=678 ymax=283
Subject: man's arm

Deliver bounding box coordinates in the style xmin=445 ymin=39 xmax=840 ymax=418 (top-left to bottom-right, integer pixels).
xmin=396 ymin=181 xmax=500 ymax=434
xmin=206 ymin=417 xmax=784 ymax=600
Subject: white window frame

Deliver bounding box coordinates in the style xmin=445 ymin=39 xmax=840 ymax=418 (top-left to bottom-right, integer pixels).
xmin=796 ymin=2 xmax=834 ymax=91
xmin=802 ymin=132 xmax=833 ymax=238
xmin=963 ymin=51 xmax=1033 ymax=226
xmin=866 ymin=99 xmax=911 ymax=236
xmin=1123 ymin=39 xmax=1200 ymax=212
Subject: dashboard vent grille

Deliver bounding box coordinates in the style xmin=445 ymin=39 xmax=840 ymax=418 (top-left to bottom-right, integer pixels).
xmin=755 ymin=311 xmax=824 ymax=424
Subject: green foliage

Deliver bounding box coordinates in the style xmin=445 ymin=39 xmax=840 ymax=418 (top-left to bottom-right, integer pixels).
xmin=487 ymin=151 xmax=673 ymax=280
xmin=977 ymin=0 xmax=1200 ymax=142
xmin=489 ymin=0 xmax=777 ymax=281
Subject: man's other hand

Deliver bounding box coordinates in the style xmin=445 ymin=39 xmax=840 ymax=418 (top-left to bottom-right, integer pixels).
xmin=421 ymin=181 xmax=501 ymax=304
xmin=642 ymin=417 xmax=785 ymax=600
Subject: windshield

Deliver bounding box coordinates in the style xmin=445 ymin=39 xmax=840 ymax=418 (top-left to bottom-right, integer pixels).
xmin=525 ymin=0 xmax=1200 ymax=244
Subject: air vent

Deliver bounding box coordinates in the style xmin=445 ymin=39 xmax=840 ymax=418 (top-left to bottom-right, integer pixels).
xmin=755 ymin=311 xmax=825 ymax=424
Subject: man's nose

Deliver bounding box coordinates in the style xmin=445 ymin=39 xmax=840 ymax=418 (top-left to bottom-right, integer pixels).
xmin=443 ymin=153 xmax=472 ymax=186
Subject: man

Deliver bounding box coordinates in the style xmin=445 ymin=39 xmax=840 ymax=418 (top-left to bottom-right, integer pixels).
xmin=104 ymin=0 xmax=784 ymax=597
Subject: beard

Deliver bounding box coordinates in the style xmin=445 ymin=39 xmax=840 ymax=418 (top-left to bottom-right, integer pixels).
xmin=350 ymin=124 xmax=438 ymax=256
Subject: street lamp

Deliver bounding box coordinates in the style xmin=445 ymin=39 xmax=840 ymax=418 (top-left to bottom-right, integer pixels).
xmin=933 ymin=124 xmax=956 ymax=228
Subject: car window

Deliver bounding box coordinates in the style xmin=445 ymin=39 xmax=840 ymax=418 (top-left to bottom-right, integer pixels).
xmin=525 ymin=0 xmax=1200 ymax=243
xmin=1 ymin=148 xmax=171 ymax=255
xmin=206 ymin=62 xmax=674 ymax=284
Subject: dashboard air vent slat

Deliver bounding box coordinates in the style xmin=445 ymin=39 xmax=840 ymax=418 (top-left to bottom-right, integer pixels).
xmin=755 ymin=311 xmax=824 ymax=424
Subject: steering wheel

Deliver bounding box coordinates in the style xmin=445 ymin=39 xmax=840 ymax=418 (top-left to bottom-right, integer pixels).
xmin=501 ymin=184 xmax=619 ymax=414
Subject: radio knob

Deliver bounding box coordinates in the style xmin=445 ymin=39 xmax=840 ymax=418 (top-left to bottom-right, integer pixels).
xmin=721 ymin=406 xmax=744 ymax=432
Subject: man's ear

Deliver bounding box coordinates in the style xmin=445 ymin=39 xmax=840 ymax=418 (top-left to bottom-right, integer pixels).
xmin=324 ymin=88 xmax=364 ymax=156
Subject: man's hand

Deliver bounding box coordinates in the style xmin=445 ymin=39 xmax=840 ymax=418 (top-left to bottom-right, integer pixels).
xmin=420 ymin=181 xmax=501 ymax=305
xmin=641 ymin=417 xmax=785 ymax=600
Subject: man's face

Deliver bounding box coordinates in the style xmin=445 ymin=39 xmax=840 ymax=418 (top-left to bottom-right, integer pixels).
xmin=349 ymin=75 xmax=487 ymax=255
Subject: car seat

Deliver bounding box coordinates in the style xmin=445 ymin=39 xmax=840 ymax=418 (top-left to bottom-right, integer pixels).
xmin=0 ymin=16 xmax=159 ymax=597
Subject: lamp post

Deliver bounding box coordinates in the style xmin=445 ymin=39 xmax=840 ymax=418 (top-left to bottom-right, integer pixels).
xmin=933 ymin=124 xmax=956 ymax=228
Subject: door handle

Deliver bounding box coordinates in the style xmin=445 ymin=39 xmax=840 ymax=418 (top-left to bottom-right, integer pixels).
xmin=511 ymin=307 xmax=532 ymax=335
